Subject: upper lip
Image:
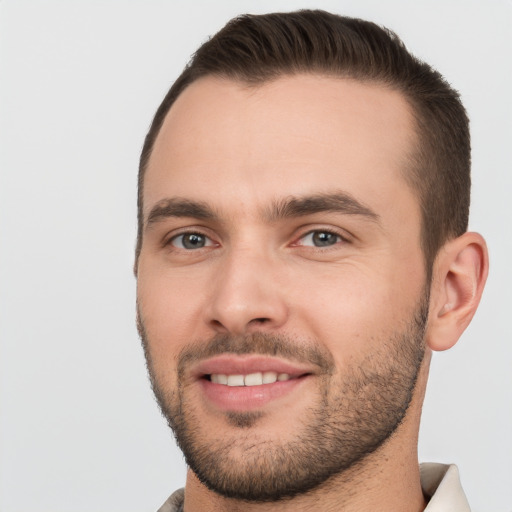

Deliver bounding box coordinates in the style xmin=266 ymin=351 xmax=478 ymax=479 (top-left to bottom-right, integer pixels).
xmin=192 ymin=354 xmax=316 ymax=379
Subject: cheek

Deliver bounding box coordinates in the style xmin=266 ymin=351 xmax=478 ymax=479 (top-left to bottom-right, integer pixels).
xmin=137 ymin=266 xmax=209 ymax=363
xmin=287 ymin=261 xmax=424 ymax=360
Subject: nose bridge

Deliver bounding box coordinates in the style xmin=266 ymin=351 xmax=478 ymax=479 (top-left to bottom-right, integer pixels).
xmin=206 ymin=243 xmax=288 ymax=334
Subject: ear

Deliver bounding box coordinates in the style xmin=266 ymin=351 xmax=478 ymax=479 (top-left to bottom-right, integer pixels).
xmin=426 ymin=232 xmax=489 ymax=351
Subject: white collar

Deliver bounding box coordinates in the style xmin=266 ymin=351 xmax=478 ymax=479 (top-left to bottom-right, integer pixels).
xmin=421 ymin=463 xmax=470 ymax=511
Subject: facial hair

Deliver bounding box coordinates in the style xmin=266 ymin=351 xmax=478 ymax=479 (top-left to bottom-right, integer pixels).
xmin=138 ymin=296 xmax=428 ymax=502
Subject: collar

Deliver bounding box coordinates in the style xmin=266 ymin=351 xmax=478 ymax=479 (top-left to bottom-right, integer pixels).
xmin=421 ymin=463 xmax=470 ymax=511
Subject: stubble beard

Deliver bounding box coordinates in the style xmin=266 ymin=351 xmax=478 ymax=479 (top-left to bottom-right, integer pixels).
xmin=138 ymin=297 xmax=428 ymax=503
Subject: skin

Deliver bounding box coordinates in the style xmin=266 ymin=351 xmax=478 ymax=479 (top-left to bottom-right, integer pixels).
xmin=136 ymin=75 xmax=488 ymax=511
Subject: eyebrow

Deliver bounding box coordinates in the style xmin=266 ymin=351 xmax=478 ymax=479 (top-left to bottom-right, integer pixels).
xmin=145 ymin=191 xmax=380 ymax=229
xmin=265 ymin=192 xmax=380 ymax=223
xmin=146 ymin=198 xmax=218 ymax=228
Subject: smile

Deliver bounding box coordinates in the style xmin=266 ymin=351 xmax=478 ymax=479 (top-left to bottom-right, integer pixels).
xmin=193 ymin=355 xmax=315 ymax=411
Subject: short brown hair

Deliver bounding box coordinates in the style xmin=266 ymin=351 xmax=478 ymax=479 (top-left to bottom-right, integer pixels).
xmin=136 ymin=10 xmax=470 ymax=274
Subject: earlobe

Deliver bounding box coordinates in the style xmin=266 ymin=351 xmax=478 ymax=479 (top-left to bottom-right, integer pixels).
xmin=426 ymin=232 xmax=489 ymax=351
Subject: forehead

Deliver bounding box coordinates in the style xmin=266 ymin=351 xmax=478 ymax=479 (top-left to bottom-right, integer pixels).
xmin=145 ymin=74 xmax=418 ymax=223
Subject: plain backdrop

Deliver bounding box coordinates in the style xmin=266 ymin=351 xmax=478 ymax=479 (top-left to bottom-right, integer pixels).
xmin=1 ymin=1 xmax=511 ymax=511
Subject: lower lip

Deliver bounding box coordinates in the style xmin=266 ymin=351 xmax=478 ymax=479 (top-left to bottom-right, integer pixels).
xmin=199 ymin=376 xmax=309 ymax=411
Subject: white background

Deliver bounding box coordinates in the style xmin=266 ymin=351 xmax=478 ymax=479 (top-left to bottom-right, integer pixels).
xmin=1 ymin=1 xmax=511 ymax=511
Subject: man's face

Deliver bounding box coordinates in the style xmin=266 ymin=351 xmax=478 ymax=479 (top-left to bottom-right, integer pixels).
xmin=137 ymin=75 xmax=429 ymax=500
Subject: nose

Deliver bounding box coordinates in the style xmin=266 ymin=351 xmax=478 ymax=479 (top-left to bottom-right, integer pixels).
xmin=205 ymin=248 xmax=289 ymax=335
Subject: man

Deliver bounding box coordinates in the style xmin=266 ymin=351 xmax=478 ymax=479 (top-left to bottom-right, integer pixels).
xmin=135 ymin=10 xmax=488 ymax=511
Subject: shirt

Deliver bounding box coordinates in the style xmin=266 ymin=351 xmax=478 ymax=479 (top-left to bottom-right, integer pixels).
xmin=157 ymin=463 xmax=470 ymax=512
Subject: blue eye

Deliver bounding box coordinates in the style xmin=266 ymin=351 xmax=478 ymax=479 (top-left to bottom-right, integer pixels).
xmin=300 ymin=231 xmax=342 ymax=247
xmin=171 ymin=233 xmax=213 ymax=249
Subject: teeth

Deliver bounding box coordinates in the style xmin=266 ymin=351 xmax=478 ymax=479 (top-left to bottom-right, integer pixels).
xmin=227 ymin=375 xmax=244 ymax=387
xmin=210 ymin=371 xmax=292 ymax=386
xmin=244 ymin=372 xmax=263 ymax=386
xmin=262 ymin=371 xmax=278 ymax=384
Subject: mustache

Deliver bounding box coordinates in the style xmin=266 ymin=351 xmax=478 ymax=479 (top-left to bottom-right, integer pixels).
xmin=176 ymin=332 xmax=336 ymax=377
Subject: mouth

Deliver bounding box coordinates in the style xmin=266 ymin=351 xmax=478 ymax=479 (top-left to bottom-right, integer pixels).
xmin=193 ymin=355 xmax=314 ymax=412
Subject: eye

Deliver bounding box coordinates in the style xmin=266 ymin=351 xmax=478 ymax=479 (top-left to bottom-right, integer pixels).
xmin=170 ymin=232 xmax=214 ymax=250
xmin=298 ymin=230 xmax=344 ymax=247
